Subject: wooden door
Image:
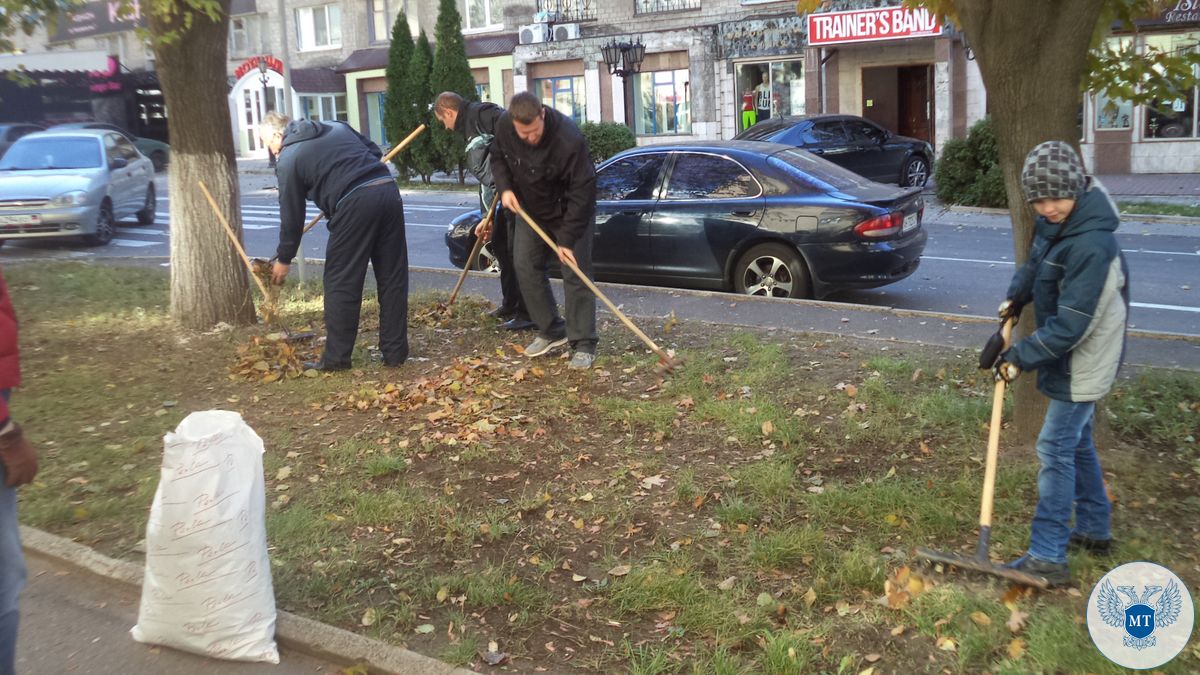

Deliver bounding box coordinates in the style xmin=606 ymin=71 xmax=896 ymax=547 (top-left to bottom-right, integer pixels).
xmin=898 ymin=65 xmax=932 ymax=143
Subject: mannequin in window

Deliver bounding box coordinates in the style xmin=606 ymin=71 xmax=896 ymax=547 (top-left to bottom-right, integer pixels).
xmin=741 ymin=90 xmax=757 ymax=131
xmin=754 ymin=71 xmax=771 ymax=122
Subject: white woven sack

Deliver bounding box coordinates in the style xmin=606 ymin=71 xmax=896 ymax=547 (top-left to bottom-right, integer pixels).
xmin=131 ymin=410 xmax=279 ymax=663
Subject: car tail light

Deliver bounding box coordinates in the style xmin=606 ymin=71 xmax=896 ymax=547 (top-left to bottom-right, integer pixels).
xmin=854 ymin=211 xmax=903 ymax=238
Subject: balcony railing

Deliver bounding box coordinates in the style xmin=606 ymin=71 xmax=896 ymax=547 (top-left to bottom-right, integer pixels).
xmin=635 ymin=0 xmax=701 ymax=13
xmin=537 ymin=0 xmax=596 ymax=22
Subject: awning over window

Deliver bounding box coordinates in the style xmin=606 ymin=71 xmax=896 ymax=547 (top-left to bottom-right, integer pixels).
xmin=0 ymin=49 xmax=112 ymax=74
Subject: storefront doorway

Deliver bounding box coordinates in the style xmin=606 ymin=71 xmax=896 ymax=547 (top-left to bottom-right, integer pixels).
xmin=861 ymin=64 xmax=933 ymax=143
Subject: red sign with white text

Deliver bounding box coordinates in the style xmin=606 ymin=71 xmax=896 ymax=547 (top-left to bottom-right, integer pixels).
xmin=806 ymin=6 xmax=944 ymax=46
xmin=235 ymin=55 xmax=284 ymax=80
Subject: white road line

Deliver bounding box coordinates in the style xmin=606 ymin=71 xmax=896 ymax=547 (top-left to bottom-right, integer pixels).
xmin=111 ymin=239 xmax=159 ymax=247
xmin=1121 ymin=248 xmax=1200 ymax=257
xmin=923 ymin=255 xmax=1014 ymax=265
xmin=1132 ymin=302 xmax=1200 ymax=313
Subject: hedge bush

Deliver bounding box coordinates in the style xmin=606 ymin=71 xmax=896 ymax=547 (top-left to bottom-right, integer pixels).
xmin=934 ymin=116 xmax=1006 ymax=208
xmin=580 ymin=122 xmax=636 ymax=164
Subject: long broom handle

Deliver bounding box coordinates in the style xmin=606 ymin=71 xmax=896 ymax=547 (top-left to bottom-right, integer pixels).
xmin=301 ymin=123 xmax=428 ymax=236
xmin=979 ymin=317 xmax=1015 ymax=530
xmin=514 ymin=206 xmax=673 ymax=364
xmin=448 ymin=194 xmax=500 ymax=306
xmin=198 ymin=180 xmax=271 ymax=301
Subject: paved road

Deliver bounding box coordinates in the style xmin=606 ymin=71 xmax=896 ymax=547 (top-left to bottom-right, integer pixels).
xmin=2 ymin=174 xmax=1197 ymax=336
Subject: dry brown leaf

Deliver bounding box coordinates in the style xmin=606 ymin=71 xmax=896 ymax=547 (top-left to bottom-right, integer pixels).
xmin=970 ymin=611 xmax=992 ymax=626
xmin=803 ymin=587 xmax=817 ymax=608
xmin=936 ymin=636 xmax=957 ymax=652
xmin=761 ymin=420 xmax=775 ymax=436
xmin=717 ymin=576 xmax=737 ymax=591
xmin=845 ymin=384 xmax=858 ymax=398
xmin=890 ymin=625 xmax=905 ymax=636
xmin=864 ymin=653 xmax=881 ymax=663
xmin=608 ymin=565 xmax=631 ymax=577
xmin=1007 ymin=608 xmax=1029 ymax=634
xmin=1007 ymin=638 xmax=1026 ymax=660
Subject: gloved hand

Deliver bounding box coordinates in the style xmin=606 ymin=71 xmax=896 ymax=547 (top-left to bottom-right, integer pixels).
xmin=0 ymin=421 xmax=38 ymax=487
xmin=998 ymin=299 xmax=1023 ymax=324
xmin=995 ymin=360 xmax=1021 ymax=384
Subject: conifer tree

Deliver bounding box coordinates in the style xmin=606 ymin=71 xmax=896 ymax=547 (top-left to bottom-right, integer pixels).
xmin=405 ymin=30 xmax=437 ymax=183
xmin=383 ymin=11 xmax=414 ymax=181
xmin=430 ymin=0 xmax=479 ymax=181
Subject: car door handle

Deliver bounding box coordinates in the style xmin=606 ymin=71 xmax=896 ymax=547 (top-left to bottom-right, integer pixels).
xmin=731 ymin=210 xmax=758 ymax=217
xmin=811 ymin=148 xmax=825 ymax=155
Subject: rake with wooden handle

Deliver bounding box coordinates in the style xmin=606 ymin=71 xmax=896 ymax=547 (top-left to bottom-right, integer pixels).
xmin=197 ymin=180 xmax=282 ymax=325
xmin=300 ymin=123 xmax=427 ymax=236
xmin=514 ymin=207 xmax=683 ymax=374
xmin=446 ymin=194 xmax=501 ymax=309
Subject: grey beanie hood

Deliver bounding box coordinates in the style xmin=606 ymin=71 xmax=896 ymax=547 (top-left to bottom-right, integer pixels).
xmin=1021 ymin=141 xmax=1087 ymax=203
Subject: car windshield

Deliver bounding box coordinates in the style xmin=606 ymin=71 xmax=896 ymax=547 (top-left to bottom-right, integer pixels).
xmin=768 ymin=148 xmax=876 ymax=192
xmin=736 ymin=123 xmax=787 ymax=141
xmin=0 ymin=137 xmax=102 ymax=170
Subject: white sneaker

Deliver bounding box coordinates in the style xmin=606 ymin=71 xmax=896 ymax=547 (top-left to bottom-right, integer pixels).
xmin=568 ymin=351 xmax=595 ymax=370
xmin=524 ymin=335 xmax=568 ymax=357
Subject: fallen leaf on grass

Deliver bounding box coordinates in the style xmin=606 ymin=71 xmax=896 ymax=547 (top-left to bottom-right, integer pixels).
xmin=803 ymin=587 xmax=817 ymax=608
xmin=936 ymin=636 xmax=957 ymax=652
xmin=571 ymin=574 xmax=587 ymax=582
xmin=275 ymin=466 xmax=292 ymax=480
xmin=761 ymin=420 xmax=775 ymax=436
xmin=436 ymin=586 xmax=449 ymax=602
xmin=1007 ymin=608 xmax=1029 ymax=634
xmin=864 ymin=653 xmax=882 ymax=663
xmin=835 ymin=600 xmax=851 ymax=616
xmin=890 ymin=625 xmax=905 ymax=636
xmin=717 ymin=576 xmax=737 ymax=591
xmin=414 ymin=624 xmax=435 ymax=634
xmin=641 ymin=475 xmax=667 ymax=489
xmin=857 ymin=669 xmax=875 ymax=675
xmin=360 ymin=607 xmax=377 ymax=627
xmin=970 ymin=611 xmax=992 ymax=626
xmin=589 ymin=635 xmax=615 ymax=647
xmin=1008 ymin=638 xmax=1026 ymax=659
xmin=608 ymin=565 xmax=631 ymax=577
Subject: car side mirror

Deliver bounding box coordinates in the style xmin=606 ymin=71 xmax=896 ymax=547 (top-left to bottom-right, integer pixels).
xmin=110 ymin=157 xmax=128 ymax=170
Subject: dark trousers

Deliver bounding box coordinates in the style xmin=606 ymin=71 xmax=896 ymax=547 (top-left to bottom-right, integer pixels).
xmin=513 ymin=218 xmax=598 ymax=353
xmin=492 ymin=208 xmax=528 ymax=320
xmin=322 ymin=184 xmax=409 ymax=367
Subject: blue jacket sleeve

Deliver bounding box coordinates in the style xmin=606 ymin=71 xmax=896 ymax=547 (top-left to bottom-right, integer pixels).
xmin=1005 ymin=239 xmax=1115 ymax=370
xmin=1005 ymin=236 xmax=1044 ymax=305
xmin=274 ymin=154 xmax=308 ymax=265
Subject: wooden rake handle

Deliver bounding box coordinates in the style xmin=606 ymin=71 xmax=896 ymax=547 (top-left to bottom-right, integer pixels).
xmin=197 ymin=180 xmax=271 ymax=301
xmin=448 ymin=194 xmax=500 ymax=306
xmin=979 ymin=317 xmax=1015 ymax=529
xmin=514 ymin=207 xmax=673 ymax=364
xmin=301 ymin=123 xmax=428 ymax=235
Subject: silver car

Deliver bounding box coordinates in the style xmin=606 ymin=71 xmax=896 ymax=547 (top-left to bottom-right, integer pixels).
xmin=0 ymin=129 xmax=156 ymax=247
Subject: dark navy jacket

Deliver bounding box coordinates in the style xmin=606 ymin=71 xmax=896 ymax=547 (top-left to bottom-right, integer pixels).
xmin=1003 ymin=182 xmax=1130 ymax=402
xmin=274 ymin=120 xmax=389 ymax=264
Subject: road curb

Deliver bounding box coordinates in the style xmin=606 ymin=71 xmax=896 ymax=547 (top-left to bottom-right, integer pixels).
xmin=19 ymin=526 xmax=472 ymax=675
xmin=936 ymin=203 xmax=1200 ymax=225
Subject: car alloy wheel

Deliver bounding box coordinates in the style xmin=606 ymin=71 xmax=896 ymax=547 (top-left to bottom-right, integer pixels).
xmin=85 ymin=202 xmax=115 ymax=246
xmin=475 ymin=240 xmax=500 ymax=274
xmin=902 ymin=156 xmax=929 ymax=187
xmin=733 ymin=242 xmax=810 ymax=299
xmin=137 ymin=183 xmax=156 ymax=226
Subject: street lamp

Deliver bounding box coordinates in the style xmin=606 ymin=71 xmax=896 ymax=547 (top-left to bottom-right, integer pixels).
xmin=257 ymin=57 xmax=275 ymax=167
xmin=601 ymin=38 xmax=646 ymax=78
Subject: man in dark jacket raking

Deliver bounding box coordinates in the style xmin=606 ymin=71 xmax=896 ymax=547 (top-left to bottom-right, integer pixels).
xmin=261 ymin=112 xmax=409 ymax=371
xmin=433 ymin=91 xmax=533 ymax=331
xmin=995 ymin=141 xmax=1129 ymax=587
xmin=490 ymin=92 xmax=598 ymax=370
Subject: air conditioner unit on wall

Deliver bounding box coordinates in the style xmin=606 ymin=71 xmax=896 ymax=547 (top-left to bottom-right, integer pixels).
xmin=553 ymin=23 xmax=580 ymax=41
xmin=519 ymin=23 xmax=551 ymax=45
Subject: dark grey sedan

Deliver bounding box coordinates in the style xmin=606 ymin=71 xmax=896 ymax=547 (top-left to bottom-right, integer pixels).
xmin=447 ymin=140 xmax=926 ymax=300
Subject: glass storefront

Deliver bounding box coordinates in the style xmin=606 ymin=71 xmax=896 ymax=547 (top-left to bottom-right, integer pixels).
xmin=735 ymin=59 xmax=804 ymax=131
xmin=633 ymin=68 xmax=692 ymax=135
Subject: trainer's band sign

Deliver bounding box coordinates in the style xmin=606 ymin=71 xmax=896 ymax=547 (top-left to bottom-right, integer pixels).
xmin=806 ymin=6 xmax=944 ymax=46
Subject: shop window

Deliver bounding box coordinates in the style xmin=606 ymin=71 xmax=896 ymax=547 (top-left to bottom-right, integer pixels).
xmin=229 ymin=15 xmax=262 ymax=58
xmin=633 ymin=69 xmax=691 ymax=136
xmin=1142 ymin=32 xmax=1199 ymax=139
xmin=299 ymin=94 xmax=348 ymax=122
xmin=466 ymin=0 xmax=502 ymax=30
xmin=533 ymin=76 xmax=586 ymax=125
xmin=296 ymin=4 xmax=342 ymax=51
xmin=1095 ymin=92 xmax=1132 ymax=130
xmin=476 ymin=82 xmax=491 ymax=102
xmin=735 ymin=60 xmax=804 ymax=130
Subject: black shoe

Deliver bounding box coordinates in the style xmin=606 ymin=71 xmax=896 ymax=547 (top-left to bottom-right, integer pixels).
xmin=303 ymin=360 xmax=350 ymax=372
xmin=1068 ymin=533 xmax=1113 ymax=555
xmin=1006 ymin=554 xmax=1072 ymax=588
xmin=487 ymin=305 xmax=517 ymax=320
xmin=500 ymin=317 xmax=537 ymax=331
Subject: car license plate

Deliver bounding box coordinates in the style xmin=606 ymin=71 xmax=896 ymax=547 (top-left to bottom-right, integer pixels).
xmin=902 ymin=213 xmax=918 ymax=232
xmin=0 ymin=214 xmax=39 ymax=228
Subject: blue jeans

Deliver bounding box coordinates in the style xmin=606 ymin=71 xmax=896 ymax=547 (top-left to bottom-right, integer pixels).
xmin=1027 ymin=399 xmax=1112 ymax=564
xmin=0 ymin=388 xmax=22 ymax=675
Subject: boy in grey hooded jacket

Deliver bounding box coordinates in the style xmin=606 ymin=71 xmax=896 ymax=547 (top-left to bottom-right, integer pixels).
xmin=995 ymin=140 xmax=1129 ymax=586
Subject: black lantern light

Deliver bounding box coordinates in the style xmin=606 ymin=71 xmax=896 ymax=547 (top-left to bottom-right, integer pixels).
xmin=601 ymin=38 xmax=646 ymax=78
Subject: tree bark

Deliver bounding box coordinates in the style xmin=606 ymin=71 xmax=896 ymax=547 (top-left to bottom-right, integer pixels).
xmin=149 ymin=0 xmax=256 ymax=330
xmin=954 ymin=0 xmax=1106 ymax=445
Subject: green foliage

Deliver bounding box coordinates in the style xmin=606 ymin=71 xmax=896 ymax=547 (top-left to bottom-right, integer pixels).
xmin=934 ymin=116 xmax=1006 ymax=208
xmin=403 ymin=30 xmax=436 ymax=183
xmin=580 ymin=122 xmax=636 ymax=163
xmin=383 ymin=12 xmax=414 ymax=180
xmin=429 ymin=0 xmax=477 ymax=181
xmin=1087 ymin=1 xmax=1200 ymax=105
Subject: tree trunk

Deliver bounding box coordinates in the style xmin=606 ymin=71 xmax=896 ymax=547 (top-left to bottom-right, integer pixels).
xmin=954 ymin=0 xmax=1105 ymax=445
xmin=149 ymin=0 xmax=256 ymax=330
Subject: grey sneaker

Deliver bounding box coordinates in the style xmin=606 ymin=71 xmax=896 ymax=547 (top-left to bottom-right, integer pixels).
xmin=524 ymin=335 xmax=568 ymax=357
xmin=568 ymin=351 xmax=595 ymax=370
